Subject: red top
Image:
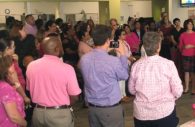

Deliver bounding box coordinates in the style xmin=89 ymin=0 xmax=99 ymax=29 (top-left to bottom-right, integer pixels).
xmin=179 ymin=32 xmax=195 ymax=56
xmin=125 ymin=32 xmax=140 ymax=53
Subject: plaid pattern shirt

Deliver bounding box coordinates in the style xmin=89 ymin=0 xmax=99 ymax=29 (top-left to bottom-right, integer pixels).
xmin=129 ymin=55 xmax=183 ymax=120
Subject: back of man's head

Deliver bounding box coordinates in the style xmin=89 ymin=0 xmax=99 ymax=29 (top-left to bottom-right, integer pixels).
xmin=92 ymin=25 xmax=112 ymax=46
xmin=41 ymin=37 xmax=61 ymax=56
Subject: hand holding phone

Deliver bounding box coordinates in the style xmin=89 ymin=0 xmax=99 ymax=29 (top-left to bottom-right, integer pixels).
xmin=109 ymin=40 xmax=119 ymax=48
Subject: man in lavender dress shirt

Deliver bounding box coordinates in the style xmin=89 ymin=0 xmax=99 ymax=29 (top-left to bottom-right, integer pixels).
xmin=24 ymin=14 xmax=37 ymax=36
xmin=80 ymin=25 xmax=129 ymax=127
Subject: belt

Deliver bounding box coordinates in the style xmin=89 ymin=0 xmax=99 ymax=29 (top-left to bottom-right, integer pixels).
xmin=35 ymin=104 xmax=71 ymax=109
xmin=88 ymin=102 xmax=121 ymax=108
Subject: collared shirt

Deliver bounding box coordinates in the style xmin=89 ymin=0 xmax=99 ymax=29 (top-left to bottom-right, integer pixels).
xmin=80 ymin=48 xmax=129 ymax=106
xmin=26 ymin=55 xmax=81 ymax=106
xmin=129 ymin=55 xmax=183 ymax=120
xmin=24 ymin=23 xmax=37 ymax=37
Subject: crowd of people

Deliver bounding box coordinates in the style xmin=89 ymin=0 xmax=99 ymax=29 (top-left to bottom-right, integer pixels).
xmin=0 ymin=11 xmax=195 ymax=127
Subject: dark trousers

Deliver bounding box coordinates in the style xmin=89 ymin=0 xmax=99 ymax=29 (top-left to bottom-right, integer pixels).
xmin=134 ymin=108 xmax=179 ymax=127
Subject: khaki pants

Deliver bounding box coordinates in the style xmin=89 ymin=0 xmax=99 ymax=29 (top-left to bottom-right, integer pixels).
xmin=32 ymin=108 xmax=74 ymax=127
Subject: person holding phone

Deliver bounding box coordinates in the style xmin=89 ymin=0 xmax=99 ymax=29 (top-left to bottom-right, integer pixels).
xmin=114 ymin=28 xmax=135 ymax=102
xmin=80 ymin=25 xmax=129 ymax=127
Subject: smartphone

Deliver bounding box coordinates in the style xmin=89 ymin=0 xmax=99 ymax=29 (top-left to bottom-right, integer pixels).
xmin=110 ymin=40 xmax=119 ymax=48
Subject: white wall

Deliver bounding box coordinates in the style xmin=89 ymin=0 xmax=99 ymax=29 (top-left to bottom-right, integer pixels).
xmin=27 ymin=2 xmax=59 ymax=14
xmin=60 ymin=2 xmax=98 ymax=14
xmin=60 ymin=2 xmax=99 ymax=23
xmin=0 ymin=1 xmax=151 ymax=24
xmin=0 ymin=2 xmax=25 ymax=23
xmin=169 ymin=0 xmax=195 ymax=24
xmin=128 ymin=1 xmax=152 ymax=18
xmin=120 ymin=1 xmax=152 ymax=24
xmin=120 ymin=2 xmax=131 ymax=24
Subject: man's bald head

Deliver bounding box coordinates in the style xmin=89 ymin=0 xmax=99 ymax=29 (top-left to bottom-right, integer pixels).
xmin=42 ymin=37 xmax=63 ymax=56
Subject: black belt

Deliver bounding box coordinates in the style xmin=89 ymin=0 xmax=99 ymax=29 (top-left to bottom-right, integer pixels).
xmin=35 ymin=104 xmax=71 ymax=109
xmin=88 ymin=102 xmax=121 ymax=108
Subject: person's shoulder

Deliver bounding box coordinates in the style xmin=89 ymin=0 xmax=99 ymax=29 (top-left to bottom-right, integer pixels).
xmin=131 ymin=57 xmax=145 ymax=67
xmin=106 ymin=55 xmax=126 ymax=66
xmin=59 ymin=62 xmax=77 ymax=76
xmin=81 ymin=50 xmax=93 ymax=60
xmin=61 ymin=63 xmax=74 ymax=71
xmin=79 ymin=41 xmax=87 ymax=47
xmin=158 ymin=56 xmax=174 ymax=65
xmin=0 ymin=81 xmax=13 ymax=94
xmin=171 ymin=27 xmax=176 ymax=32
xmin=27 ymin=57 xmax=42 ymax=68
xmin=180 ymin=32 xmax=186 ymax=37
xmin=131 ymin=32 xmax=138 ymax=37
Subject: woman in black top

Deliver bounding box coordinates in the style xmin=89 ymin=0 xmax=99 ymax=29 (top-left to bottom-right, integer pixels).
xmin=171 ymin=18 xmax=185 ymax=81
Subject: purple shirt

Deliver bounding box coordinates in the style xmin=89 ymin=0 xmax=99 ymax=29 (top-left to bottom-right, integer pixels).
xmin=24 ymin=23 xmax=37 ymax=37
xmin=0 ymin=81 xmax=25 ymax=127
xmin=80 ymin=49 xmax=129 ymax=106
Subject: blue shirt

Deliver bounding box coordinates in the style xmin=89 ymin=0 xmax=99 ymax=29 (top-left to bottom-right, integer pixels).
xmin=80 ymin=48 xmax=129 ymax=106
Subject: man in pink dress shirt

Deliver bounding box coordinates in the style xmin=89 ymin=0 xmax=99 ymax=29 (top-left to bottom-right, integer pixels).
xmin=26 ymin=37 xmax=81 ymax=127
xmin=129 ymin=32 xmax=183 ymax=127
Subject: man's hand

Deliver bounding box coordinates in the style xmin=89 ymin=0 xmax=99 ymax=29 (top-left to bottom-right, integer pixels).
xmin=128 ymin=56 xmax=136 ymax=62
xmin=24 ymin=96 xmax=31 ymax=105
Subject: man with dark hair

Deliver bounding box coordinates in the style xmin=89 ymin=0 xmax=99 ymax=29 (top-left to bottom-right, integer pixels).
xmin=5 ymin=16 xmax=15 ymax=30
xmin=24 ymin=14 xmax=37 ymax=36
xmin=26 ymin=37 xmax=81 ymax=127
xmin=129 ymin=32 xmax=183 ymax=127
xmin=80 ymin=25 xmax=129 ymax=127
xmin=110 ymin=18 xmax=118 ymax=39
xmin=55 ymin=18 xmax=63 ymax=27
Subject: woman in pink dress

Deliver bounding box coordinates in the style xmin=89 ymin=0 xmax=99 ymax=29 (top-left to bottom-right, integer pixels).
xmin=123 ymin=24 xmax=140 ymax=56
xmin=179 ymin=19 xmax=195 ymax=94
xmin=0 ymin=55 xmax=27 ymax=127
